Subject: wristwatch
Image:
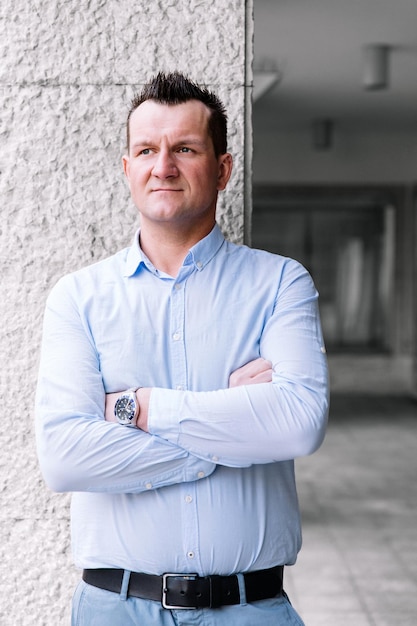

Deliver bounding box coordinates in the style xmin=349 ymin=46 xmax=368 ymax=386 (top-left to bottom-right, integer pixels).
xmin=114 ymin=387 xmax=140 ymax=427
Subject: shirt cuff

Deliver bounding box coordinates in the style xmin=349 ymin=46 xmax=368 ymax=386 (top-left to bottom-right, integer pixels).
xmin=148 ymin=387 xmax=184 ymax=443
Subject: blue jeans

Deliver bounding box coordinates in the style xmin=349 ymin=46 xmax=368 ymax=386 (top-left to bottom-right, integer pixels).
xmin=72 ymin=575 xmax=305 ymax=626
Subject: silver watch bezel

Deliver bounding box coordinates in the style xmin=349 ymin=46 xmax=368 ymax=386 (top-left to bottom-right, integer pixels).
xmin=114 ymin=388 xmax=139 ymax=427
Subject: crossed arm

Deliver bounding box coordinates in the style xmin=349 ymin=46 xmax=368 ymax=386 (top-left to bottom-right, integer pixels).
xmin=105 ymin=358 xmax=273 ymax=431
xmin=36 ymin=293 xmax=275 ymax=495
xmin=36 ymin=264 xmax=328 ymax=494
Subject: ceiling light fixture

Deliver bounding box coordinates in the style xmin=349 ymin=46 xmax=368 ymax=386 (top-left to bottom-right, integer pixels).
xmin=253 ymin=71 xmax=281 ymax=102
xmin=362 ymin=44 xmax=390 ymax=90
xmin=253 ymin=57 xmax=283 ymax=102
xmin=312 ymin=119 xmax=333 ymax=150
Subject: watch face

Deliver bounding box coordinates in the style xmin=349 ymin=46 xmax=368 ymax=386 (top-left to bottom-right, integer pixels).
xmin=115 ymin=395 xmax=135 ymax=423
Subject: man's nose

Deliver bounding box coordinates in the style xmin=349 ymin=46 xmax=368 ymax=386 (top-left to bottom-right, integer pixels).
xmin=151 ymin=149 xmax=178 ymax=178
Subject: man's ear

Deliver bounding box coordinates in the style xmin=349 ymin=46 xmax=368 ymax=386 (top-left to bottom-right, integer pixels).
xmin=217 ymin=153 xmax=233 ymax=191
xmin=122 ymin=154 xmax=130 ymax=180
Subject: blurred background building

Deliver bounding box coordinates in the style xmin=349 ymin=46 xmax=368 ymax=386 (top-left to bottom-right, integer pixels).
xmin=252 ymin=0 xmax=417 ymax=397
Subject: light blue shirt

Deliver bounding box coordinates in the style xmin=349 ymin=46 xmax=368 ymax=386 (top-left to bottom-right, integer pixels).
xmin=36 ymin=224 xmax=328 ymax=576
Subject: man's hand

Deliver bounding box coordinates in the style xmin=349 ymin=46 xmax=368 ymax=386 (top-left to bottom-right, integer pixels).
xmin=105 ymin=358 xmax=272 ymax=431
xmin=228 ymin=357 xmax=273 ymax=388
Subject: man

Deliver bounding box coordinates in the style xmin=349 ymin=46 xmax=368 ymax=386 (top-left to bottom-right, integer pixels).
xmin=36 ymin=71 xmax=329 ymax=625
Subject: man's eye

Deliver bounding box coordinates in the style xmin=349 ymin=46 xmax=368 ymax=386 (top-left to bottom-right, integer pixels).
xmin=139 ymin=148 xmax=151 ymax=155
xmin=178 ymin=147 xmax=192 ymax=153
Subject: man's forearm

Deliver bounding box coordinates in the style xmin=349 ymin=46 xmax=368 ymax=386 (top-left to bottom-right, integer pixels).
xmin=36 ymin=282 xmax=217 ymax=495
xmin=105 ymin=358 xmax=273 ymax=433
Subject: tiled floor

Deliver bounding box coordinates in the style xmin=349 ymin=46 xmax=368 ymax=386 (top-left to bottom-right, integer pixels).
xmin=285 ymin=394 xmax=417 ymax=626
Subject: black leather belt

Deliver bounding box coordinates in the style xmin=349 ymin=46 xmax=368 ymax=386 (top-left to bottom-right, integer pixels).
xmin=82 ymin=566 xmax=284 ymax=609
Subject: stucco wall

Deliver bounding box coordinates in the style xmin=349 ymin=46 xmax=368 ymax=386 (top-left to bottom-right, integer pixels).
xmin=0 ymin=1 xmax=253 ymax=624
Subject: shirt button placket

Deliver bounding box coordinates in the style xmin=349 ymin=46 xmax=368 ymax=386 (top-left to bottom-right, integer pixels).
xmin=170 ymin=277 xmax=200 ymax=566
xmin=170 ymin=279 xmax=187 ymax=391
xmin=182 ymin=485 xmax=199 ymax=568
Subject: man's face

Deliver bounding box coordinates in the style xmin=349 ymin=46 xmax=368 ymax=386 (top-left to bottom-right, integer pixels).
xmin=123 ymin=99 xmax=232 ymax=230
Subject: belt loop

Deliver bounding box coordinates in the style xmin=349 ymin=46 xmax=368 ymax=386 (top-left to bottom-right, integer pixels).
xmin=120 ymin=570 xmax=131 ymax=601
xmin=236 ymin=573 xmax=247 ymax=606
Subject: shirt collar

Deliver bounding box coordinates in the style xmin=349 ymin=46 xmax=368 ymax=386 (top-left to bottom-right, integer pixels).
xmin=123 ymin=229 xmax=144 ymax=277
xmin=123 ymin=224 xmax=225 ymax=278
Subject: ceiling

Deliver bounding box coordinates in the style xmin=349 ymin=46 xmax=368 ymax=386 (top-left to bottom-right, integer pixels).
xmin=253 ymin=0 xmax=417 ymax=134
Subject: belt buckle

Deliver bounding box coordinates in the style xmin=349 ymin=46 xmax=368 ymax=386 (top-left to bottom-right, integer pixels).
xmin=162 ymin=573 xmax=199 ymax=609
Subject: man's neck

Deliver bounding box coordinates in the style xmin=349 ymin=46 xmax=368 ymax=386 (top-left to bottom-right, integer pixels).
xmin=139 ymin=220 xmax=215 ymax=277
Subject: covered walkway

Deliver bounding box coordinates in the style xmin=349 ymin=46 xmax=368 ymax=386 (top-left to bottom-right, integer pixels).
xmin=286 ymin=394 xmax=417 ymax=625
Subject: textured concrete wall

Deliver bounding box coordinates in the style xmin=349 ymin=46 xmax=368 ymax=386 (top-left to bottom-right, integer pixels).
xmin=0 ymin=1 xmax=253 ymax=623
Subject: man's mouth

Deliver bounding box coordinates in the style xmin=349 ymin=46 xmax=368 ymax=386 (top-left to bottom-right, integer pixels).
xmin=151 ymin=188 xmax=182 ymax=192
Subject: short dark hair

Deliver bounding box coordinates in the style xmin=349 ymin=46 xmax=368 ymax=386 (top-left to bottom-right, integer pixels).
xmin=126 ymin=72 xmax=228 ymax=157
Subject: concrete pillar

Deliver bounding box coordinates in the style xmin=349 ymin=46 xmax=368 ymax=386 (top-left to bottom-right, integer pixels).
xmin=0 ymin=1 xmax=253 ymax=623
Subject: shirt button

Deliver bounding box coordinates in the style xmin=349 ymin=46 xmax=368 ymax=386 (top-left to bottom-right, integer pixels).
xmin=173 ymin=332 xmax=181 ymax=341
xmin=187 ymin=551 xmax=195 ymax=559
xmin=320 ymin=346 xmax=326 ymax=353
xmin=175 ymin=283 xmax=182 ymax=290
xmin=197 ymin=471 xmax=205 ymax=479
xmin=185 ymin=495 xmax=193 ymax=503
xmin=196 ymin=261 xmax=203 ymax=269
xmin=145 ymin=483 xmax=152 ymax=490
xmin=212 ymin=456 xmax=219 ymax=462
xmin=176 ymin=385 xmax=184 ymax=391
